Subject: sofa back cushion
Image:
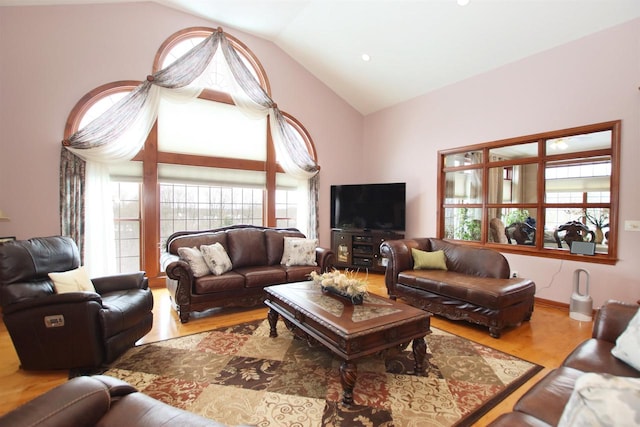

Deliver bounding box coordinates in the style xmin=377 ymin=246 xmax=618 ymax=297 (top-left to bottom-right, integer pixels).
xmin=265 ymin=229 xmax=305 ymax=265
xmin=227 ymin=228 xmax=267 ymax=268
xmin=168 ymin=232 xmax=227 ymax=256
xmin=428 ymin=238 xmax=510 ymax=278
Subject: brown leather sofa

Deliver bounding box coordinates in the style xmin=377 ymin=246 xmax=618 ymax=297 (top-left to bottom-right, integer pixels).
xmin=380 ymin=237 xmax=535 ymax=337
xmin=0 ymin=375 xmax=225 ymax=427
xmin=162 ymin=225 xmax=335 ymax=323
xmin=489 ymin=300 xmax=640 ymax=426
xmin=0 ymin=236 xmax=153 ymax=370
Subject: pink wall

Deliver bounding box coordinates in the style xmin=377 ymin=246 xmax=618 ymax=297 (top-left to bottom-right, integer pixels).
xmin=0 ymin=3 xmax=363 ymax=247
xmin=364 ymin=18 xmax=640 ymax=307
xmin=2 ymin=3 xmax=637 ymax=307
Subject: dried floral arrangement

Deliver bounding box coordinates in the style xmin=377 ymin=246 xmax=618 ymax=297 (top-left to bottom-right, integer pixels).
xmin=309 ymin=269 xmax=368 ymax=299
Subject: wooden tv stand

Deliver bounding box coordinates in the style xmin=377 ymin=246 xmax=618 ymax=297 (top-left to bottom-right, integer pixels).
xmin=331 ymin=229 xmax=404 ymax=272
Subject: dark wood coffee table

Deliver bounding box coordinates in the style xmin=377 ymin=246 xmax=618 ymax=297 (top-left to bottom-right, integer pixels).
xmin=264 ymin=281 xmax=431 ymax=405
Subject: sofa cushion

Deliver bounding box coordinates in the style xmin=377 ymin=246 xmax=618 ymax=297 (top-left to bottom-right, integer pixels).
xmin=194 ymin=272 xmax=245 ymax=294
xmin=265 ymin=229 xmax=305 ymax=265
xmin=235 ymin=266 xmax=287 ymax=288
xmin=411 ymin=248 xmax=447 ymax=270
xmin=200 ymin=243 xmax=233 ymax=276
xmin=397 ymin=269 xmax=535 ymax=309
xmin=227 ymin=228 xmax=267 ymax=268
xmin=558 ymin=373 xmax=640 ymax=427
xmin=513 ymin=367 xmax=584 ymax=426
xmin=563 ymin=338 xmax=640 ymax=377
xmin=280 ymin=237 xmax=318 ymax=266
xmin=177 ymin=247 xmax=210 ymax=278
xmin=99 ymin=289 xmax=154 ymax=339
xmin=611 ymin=308 xmax=640 ymax=371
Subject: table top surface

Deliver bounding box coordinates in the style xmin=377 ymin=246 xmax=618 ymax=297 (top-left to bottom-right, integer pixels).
xmin=265 ymin=281 xmax=430 ymax=336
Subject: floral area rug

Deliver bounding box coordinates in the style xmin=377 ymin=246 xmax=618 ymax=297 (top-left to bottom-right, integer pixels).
xmin=90 ymin=319 xmax=541 ymax=426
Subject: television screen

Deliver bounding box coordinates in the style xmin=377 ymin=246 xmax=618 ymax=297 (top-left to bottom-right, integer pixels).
xmin=330 ymin=183 xmax=406 ymax=231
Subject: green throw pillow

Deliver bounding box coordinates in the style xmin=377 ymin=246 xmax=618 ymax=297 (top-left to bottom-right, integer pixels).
xmin=412 ymin=248 xmax=448 ymax=270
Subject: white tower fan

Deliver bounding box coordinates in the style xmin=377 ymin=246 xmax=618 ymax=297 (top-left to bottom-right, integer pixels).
xmin=570 ymin=269 xmax=593 ymax=321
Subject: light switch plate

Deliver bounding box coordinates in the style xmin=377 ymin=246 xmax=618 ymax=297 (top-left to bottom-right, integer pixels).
xmin=624 ymin=220 xmax=640 ymax=231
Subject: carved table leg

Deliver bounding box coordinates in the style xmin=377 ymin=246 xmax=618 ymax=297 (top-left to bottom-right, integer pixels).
xmin=268 ymin=308 xmax=279 ymax=338
xmin=412 ymin=337 xmax=427 ymax=375
xmin=339 ymin=360 xmax=357 ymax=406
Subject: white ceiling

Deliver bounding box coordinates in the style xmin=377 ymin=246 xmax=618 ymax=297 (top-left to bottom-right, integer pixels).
xmin=3 ymin=0 xmax=640 ymax=114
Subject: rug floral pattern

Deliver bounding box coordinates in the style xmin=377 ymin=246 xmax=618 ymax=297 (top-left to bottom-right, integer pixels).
xmin=99 ymin=319 xmax=541 ymax=426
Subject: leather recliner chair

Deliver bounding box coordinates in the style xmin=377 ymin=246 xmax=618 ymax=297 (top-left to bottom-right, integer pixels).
xmin=0 ymin=236 xmax=154 ymax=370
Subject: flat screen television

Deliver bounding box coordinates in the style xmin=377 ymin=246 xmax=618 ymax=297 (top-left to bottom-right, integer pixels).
xmin=330 ymin=182 xmax=406 ymax=232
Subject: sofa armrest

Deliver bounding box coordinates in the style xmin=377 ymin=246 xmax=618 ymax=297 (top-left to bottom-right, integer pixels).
xmin=92 ymin=272 xmax=148 ymax=294
xmin=164 ymin=260 xmax=195 ymax=306
xmin=380 ymin=238 xmax=430 ymax=297
xmin=592 ymin=300 xmax=639 ymax=343
xmin=315 ymin=247 xmax=335 ymax=272
xmin=2 ymin=292 xmax=102 ymax=315
xmin=0 ymin=376 xmax=112 ymax=427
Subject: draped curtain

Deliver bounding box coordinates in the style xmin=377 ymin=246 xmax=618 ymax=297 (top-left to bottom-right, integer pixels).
xmin=61 ymin=29 xmax=320 ymax=276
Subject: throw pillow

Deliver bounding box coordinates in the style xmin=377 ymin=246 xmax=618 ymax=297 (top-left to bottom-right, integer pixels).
xmin=200 ymin=242 xmax=233 ymax=276
xmin=412 ymin=248 xmax=448 ymax=270
xmin=558 ymin=373 xmax=640 ymax=427
xmin=280 ymin=237 xmax=318 ymax=267
xmin=611 ymin=308 xmax=640 ymax=370
xmin=177 ymin=247 xmax=211 ymax=278
xmin=48 ymin=266 xmax=96 ymax=294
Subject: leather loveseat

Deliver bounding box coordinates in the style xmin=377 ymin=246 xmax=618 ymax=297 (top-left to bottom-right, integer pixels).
xmin=0 ymin=375 xmax=225 ymax=427
xmin=162 ymin=225 xmax=334 ymax=323
xmin=380 ymin=237 xmax=535 ymax=337
xmin=489 ymin=300 xmax=640 ymax=426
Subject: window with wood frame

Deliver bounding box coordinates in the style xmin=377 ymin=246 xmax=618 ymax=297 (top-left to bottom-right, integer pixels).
xmin=437 ymin=120 xmax=620 ymax=265
xmin=64 ymin=28 xmax=318 ymax=279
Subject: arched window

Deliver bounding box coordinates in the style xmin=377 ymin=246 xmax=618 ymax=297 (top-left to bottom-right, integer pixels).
xmin=64 ymin=28 xmax=318 ymax=279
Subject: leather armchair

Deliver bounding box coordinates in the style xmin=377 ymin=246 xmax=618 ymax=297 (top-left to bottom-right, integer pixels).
xmin=0 ymin=236 xmax=154 ymax=370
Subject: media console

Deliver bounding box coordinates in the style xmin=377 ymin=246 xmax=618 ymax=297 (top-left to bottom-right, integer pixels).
xmin=331 ymin=229 xmax=404 ymax=272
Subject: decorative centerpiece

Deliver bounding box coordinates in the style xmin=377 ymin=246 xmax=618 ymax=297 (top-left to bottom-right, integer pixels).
xmin=309 ymin=269 xmax=368 ymax=305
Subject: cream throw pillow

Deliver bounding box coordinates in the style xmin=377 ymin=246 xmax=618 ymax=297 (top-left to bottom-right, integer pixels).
xmin=412 ymin=248 xmax=448 ymax=270
xmin=177 ymin=247 xmax=211 ymax=277
xmin=558 ymin=373 xmax=640 ymax=427
xmin=280 ymin=237 xmax=318 ymax=267
xmin=200 ymin=242 xmax=233 ymax=276
xmin=611 ymin=308 xmax=640 ymax=371
xmin=49 ymin=266 xmax=96 ymax=294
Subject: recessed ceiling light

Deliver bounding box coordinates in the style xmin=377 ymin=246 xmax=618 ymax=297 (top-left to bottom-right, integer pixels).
xmin=361 ymin=53 xmax=371 ymax=62
xmin=457 ymin=0 xmax=470 ymax=6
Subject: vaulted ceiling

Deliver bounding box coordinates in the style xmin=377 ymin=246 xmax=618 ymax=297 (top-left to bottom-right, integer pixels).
xmin=3 ymin=0 xmax=640 ymax=114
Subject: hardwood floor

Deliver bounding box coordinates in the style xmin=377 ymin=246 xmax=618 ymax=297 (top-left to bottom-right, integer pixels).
xmin=0 ymin=273 xmax=593 ymax=425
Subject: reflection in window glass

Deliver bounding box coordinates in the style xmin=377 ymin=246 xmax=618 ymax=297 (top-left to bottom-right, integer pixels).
xmin=439 ymin=120 xmax=618 ymax=262
xmin=545 ymin=208 xmax=609 ymax=254
xmin=546 ymin=130 xmax=611 ymax=155
xmin=489 ymin=142 xmax=538 ymax=160
xmin=488 ymin=164 xmax=538 ymax=204
xmin=444 ymin=151 xmax=483 ymax=167
xmin=444 ymin=207 xmax=482 ymax=241
xmin=444 ymin=170 xmax=482 ymax=203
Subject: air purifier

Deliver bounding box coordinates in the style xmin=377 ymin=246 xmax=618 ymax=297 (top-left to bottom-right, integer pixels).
xmin=570 ymin=269 xmax=593 ymax=321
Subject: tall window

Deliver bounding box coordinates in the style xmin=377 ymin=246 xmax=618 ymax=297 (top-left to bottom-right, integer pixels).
xmin=65 ymin=28 xmax=318 ymax=277
xmin=438 ymin=121 xmax=620 ymax=264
